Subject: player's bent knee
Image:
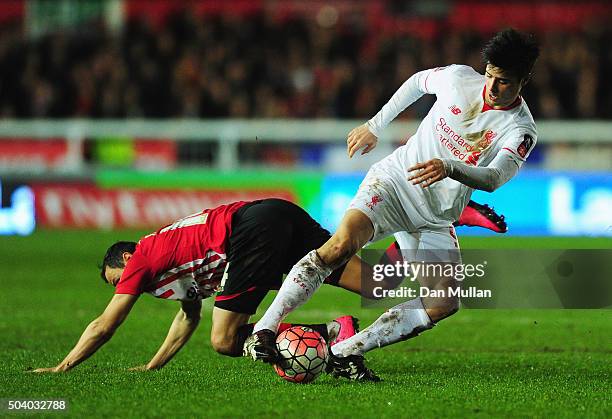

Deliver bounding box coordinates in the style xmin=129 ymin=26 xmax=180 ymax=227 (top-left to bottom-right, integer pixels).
xmin=210 ymin=333 xmax=236 ymax=356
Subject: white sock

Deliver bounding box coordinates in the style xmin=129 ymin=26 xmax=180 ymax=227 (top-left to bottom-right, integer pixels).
xmin=331 ymin=298 xmax=433 ymax=357
xmin=253 ymin=250 xmax=332 ymax=333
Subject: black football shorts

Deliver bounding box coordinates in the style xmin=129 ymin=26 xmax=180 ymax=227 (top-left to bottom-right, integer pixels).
xmin=214 ymin=199 xmax=344 ymax=314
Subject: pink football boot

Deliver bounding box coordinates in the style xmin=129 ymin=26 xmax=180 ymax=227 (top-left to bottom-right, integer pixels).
xmin=455 ymin=200 xmax=508 ymax=233
xmin=329 ymin=315 xmax=359 ymax=347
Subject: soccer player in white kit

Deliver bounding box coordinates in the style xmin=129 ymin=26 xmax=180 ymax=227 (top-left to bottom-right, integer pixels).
xmin=245 ymin=28 xmax=540 ymax=381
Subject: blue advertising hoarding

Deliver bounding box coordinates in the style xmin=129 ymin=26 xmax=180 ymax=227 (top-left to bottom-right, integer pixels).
xmin=0 ymin=179 xmax=35 ymax=236
xmin=314 ymin=171 xmax=612 ymax=237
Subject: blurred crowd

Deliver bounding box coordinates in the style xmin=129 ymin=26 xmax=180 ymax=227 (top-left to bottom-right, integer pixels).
xmin=1 ymin=10 xmax=611 ymax=120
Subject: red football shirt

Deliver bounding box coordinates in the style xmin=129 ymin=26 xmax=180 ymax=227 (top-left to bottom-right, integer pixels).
xmin=115 ymin=201 xmax=249 ymax=301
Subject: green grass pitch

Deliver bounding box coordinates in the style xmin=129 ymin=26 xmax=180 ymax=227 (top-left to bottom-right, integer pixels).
xmin=1 ymin=231 xmax=610 ymax=418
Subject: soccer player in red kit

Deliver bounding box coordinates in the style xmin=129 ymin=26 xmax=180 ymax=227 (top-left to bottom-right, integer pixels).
xmin=32 ymin=199 xmax=368 ymax=373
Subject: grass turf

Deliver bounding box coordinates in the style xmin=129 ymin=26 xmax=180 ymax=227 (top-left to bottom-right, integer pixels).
xmin=1 ymin=230 xmax=610 ymax=418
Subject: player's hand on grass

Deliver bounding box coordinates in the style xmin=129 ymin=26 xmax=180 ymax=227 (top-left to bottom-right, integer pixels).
xmin=408 ymin=159 xmax=447 ymax=188
xmin=347 ymin=123 xmax=378 ymax=158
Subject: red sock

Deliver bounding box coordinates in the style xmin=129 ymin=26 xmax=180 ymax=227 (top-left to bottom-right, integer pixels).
xmin=381 ymin=241 xmax=402 ymax=265
xmin=278 ymin=323 xmax=292 ymax=334
xmin=378 ymin=241 xmax=404 ymax=290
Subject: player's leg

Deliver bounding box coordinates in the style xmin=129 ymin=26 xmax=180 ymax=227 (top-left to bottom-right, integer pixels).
xmin=220 ymin=199 xmax=358 ymax=361
xmin=250 ymin=209 xmax=373 ymax=338
xmin=210 ymin=306 xmax=251 ymax=356
xmin=367 ymin=201 xmax=505 ymax=294
xmin=330 ymin=231 xmax=432 ymax=359
xmin=212 ymin=292 xmax=347 ymax=357
xmin=349 ymin=199 xmax=502 ymax=293
xmin=271 ymin=204 xmax=363 ymax=345
xmin=245 ymin=210 xmax=379 ymax=378
xmin=334 ymin=249 xmax=405 ymax=298
xmin=250 ymin=171 xmax=402 ymax=340
xmin=330 ymin=228 xmax=460 ymax=359
xmin=218 ymin=199 xmax=295 ymax=360
xmin=395 ymin=228 xmax=460 ymax=322
xmin=417 ymin=226 xmax=461 ymax=321
xmin=246 ymin=170 xmax=404 ymax=367
xmin=271 ymin=200 xmax=363 ymax=345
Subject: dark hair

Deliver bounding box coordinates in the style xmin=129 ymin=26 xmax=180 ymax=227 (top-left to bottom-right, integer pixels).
xmin=99 ymin=241 xmax=137 ymax=283
xmin=482 ymin=28 xmax=540 ymax=81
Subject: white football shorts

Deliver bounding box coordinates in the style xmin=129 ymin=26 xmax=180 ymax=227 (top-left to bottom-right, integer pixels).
xmin=347 ymin=166 xmax=461 ymax=263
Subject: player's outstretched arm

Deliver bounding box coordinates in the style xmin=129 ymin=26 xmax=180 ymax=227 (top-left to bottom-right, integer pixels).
xmin=131 ymin=300 xmax=201 ymax=371
xmin=32 ymin=294 xmax=139 ymax=373
xmin=347 ymin=123 xmax=378 ymax=158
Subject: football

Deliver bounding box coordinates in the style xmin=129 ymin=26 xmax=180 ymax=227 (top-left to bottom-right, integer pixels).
xmin=273 ymin=326 xmax=328 ymax=383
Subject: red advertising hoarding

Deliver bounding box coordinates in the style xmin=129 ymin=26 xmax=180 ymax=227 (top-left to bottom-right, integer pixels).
xmin=0 ymin=139 xmax=69 ymax=171
xmin=32 ymin=184 xmax=295 ymax=229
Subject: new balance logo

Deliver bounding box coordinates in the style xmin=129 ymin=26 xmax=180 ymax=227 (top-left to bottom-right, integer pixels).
xmin=449 ymin=105 xmax=462 ymax=115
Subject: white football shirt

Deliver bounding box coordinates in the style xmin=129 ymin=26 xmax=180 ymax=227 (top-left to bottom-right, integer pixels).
xmin=367 ymin=64 xmax=537 ymax=228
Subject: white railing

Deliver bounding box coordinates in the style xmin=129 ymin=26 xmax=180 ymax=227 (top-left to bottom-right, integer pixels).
xmin=0 ymin=119 xmax=610 ymax=171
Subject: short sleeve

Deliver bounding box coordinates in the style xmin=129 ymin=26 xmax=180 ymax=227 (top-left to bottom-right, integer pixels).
xmin=115 ymin=253 xmax=151 ymax=295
